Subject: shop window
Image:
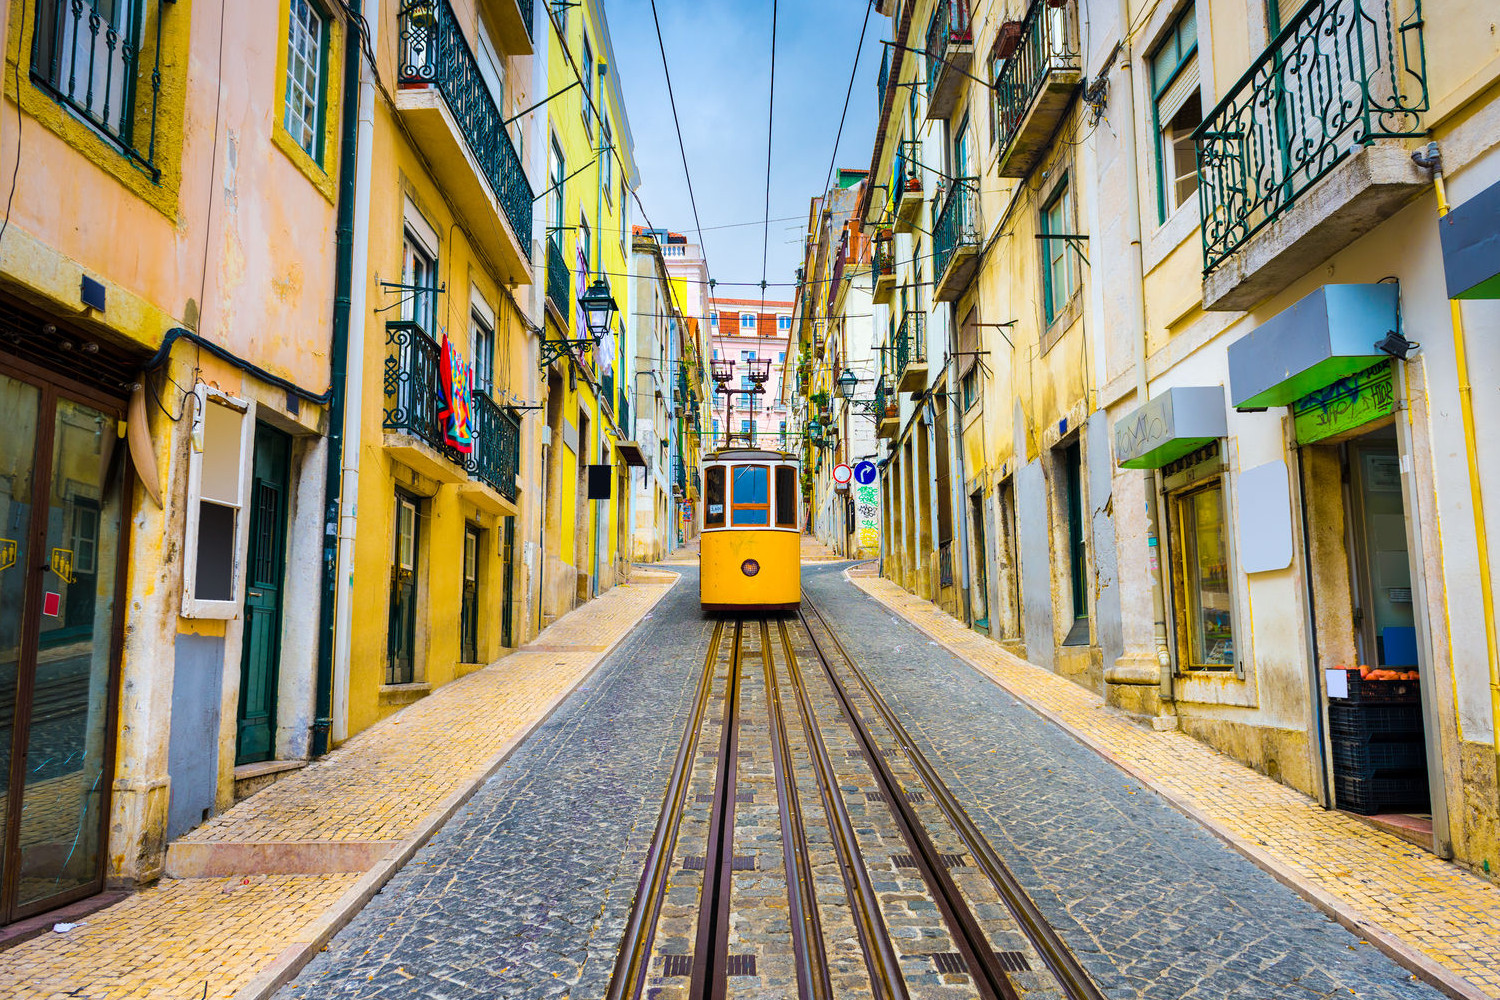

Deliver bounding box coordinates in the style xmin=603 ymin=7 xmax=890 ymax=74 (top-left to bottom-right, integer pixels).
xmin=1165 ymin=444 xmax=1236 ymax=668
xmin=182 ymin=387 xmax=254 ymax=618
xmin=731 ymin=465 xmax=770 ymax=526
xmin=705 ymin=466 xmax=726 ymax=527
xmin=775 ymin=466 xmax=797 ymax=527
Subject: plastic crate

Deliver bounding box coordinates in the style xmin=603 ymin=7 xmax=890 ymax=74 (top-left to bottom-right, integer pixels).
xmin=1327 ymin=702 xmax=1423 ymax=739
xmin=1328 ymin=669 xmax=1420 ymax=704
xmin=1330 ymin=735 xmax=1426 ymax=775
xmin=1334 ymin=769 xmax=1428 ymax=815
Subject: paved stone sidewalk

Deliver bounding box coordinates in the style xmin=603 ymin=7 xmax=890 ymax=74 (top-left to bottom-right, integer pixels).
xmin=0 ymin=572 xmax=678 ymax=1000
xmin=849 ymin=566 xmax=1500 ymax=1000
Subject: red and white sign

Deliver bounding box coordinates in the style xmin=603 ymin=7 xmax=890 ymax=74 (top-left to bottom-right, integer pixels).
xmin=832 ymin=463 xmax=853 ymax=485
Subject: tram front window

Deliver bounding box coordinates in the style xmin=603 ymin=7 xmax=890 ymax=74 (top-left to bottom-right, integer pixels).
xmin=732 ymin=465 xmax=770 ymax=525
xmin=705 ymin=467 xmax=726 ymax=528
xmin=775 ymin=466 xmax=797 ymax=528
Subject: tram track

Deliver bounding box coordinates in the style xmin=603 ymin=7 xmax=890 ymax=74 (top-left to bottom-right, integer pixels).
xmin=609 ymin=602 xmax=1105 ymax=1000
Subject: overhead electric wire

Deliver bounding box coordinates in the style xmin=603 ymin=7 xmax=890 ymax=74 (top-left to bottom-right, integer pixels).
xmin=818 ymin=0 xmax=877 ymax=203
xmin=648 ymin=0 xmax=716 ymax=294
xmin=759 ymin=0 xmax=780 ymax=308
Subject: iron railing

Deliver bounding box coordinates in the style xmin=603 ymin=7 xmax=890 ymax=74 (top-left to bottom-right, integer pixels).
xmin=874 ymin=234 xmax=895 ymax=278
xmin=398 ymin=0 xmax=534 ymax=251
xmin=618 ymin=393 xmax=630 ymax=438
xmin=874 ymin=376 xmax=892 ymax=418
xmin=601 ymin=369 xmax=616 ymax=413
xmin=925 ymin=0 xmax=973 ymax=98
xmin=517 ymin=0 xmax=534 ymax=40
xmin=32 ymin=0 xmax=164 ymax=180
xmin=1194 ymin=0 xmax=1427 ymax=273
xmin=467 ymin=390 xmax=521 ymax=500
xmin=896 ymin=311 xmax=926 ymax=380
xmin=546 ymin=236 xmax=570 ymax=314
xmin=674 ymin=455 xmax=686 ymax=494
xmin=933 ymin=178 xmax=980 ymax=283
xmin=894 ymin=138 xmax=921 ymax=194
xmin=384 ymin=321 xmax=461 ymax=461
xmin=993 ymin=0 xmax=1081 ymax=156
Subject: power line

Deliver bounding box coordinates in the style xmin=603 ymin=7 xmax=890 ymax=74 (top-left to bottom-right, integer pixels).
xmin=648 ymin=0 xmax=716 ymax=293
xmin=819 ymin=0 xmax=877 ymax=202
xmin=759 ymin=0 xmax=780 ymax=305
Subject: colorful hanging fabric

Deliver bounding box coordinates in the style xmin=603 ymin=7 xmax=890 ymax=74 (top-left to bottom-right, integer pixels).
xmin=438 ymin=334 xmax=474 ymax=454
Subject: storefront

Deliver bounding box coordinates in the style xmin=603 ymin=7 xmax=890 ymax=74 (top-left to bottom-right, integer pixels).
xmin=0 ymin=298 xmax=138 ymax=923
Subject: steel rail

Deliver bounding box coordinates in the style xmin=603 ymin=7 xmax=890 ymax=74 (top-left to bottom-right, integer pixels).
xmin=802 ymin=598 xmax=1108 ymax=1000
xmin=606 ymin=620 xmax=727 ymax=1000
xmin=798 ymin=607 xmax=1015 ymax=1000
xmin=691 ymin=619 xmax=745 ymax=1000
xmin=761 ymin=620 xmax=833 ymax=1000
xmin=778 ymin=620 xmax=909 ymax=1000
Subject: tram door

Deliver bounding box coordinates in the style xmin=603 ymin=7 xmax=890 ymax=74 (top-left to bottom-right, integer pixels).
xmin=0 ymin=372 xmax=125 ymax=921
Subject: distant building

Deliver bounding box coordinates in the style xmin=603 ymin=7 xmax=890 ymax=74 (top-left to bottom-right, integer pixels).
xmin=708 ymin=297 xmax=794 ymax=450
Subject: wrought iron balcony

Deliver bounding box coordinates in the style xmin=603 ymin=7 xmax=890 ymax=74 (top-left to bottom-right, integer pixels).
xmin=895 ymin=311 xmax=927 ymax=392
xmin=894 ymin=139 xmax=923 ymax=233
xmin=925 ymin=0 xmax=973 ymax=121
xmin=466 ymin=390 xmax=521 ymax=500
xmin=873 ymin=234 xmax=896 ymax=305
xmin=384 ymin=320 xmax=464 ymax=471
xmin=397 ymin=0 xmax=534 ymax=279
xmin=32 ymin=0 xmax=165 ymax=180
xmin=601 ymin=369 xmax=616 ymax=413
xmin=546 ymin=236 xmax=570 ymax=320
xmin=1194 ymin=0 xmax=1427 ymax=278
xmin=933 ymin=179 xmax=981 ymax=302
xmin=875 ymin=375 xmax=899 ymax=438
xmin=993 ymin=0 xmax=1082 ymax=178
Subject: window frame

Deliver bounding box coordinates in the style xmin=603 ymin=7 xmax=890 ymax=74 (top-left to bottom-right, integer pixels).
xmin=1040 ymin=180 xmax=1076 ymax=326
xmin=181 ymin=385 xmax=256 ymax=619
xmin=704 ymin=465 xmax=727 ymax=528
xmin=1148 ymin=6 xmax=1201 ymax=223
xmin=282 ymin=0 xmax=332 ymax=163
xmin=1163 ymin=446 xmax=1240 ymax=672
xmin=775 ymin=465 xmax=798 ymax=528
xmin=740 ymin=312 xmax=756 ymax=331
xmin=581 ymin=33 xmax=595 ymax=136
xmin=730 ymin=464 xmax=771 ymax=526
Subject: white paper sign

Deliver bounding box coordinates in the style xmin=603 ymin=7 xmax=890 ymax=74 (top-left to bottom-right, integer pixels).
xmin=1325 ymin=668 xmax=1349 ymax=700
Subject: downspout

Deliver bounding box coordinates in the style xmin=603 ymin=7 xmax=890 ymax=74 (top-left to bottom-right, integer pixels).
xmin=324 ymin=0 xmax=380 ymax=751
xmin=1415 ymin=141 xmax=1500 ymax=811
xmin=1109 ymin=16 xmax=1174 ymax=708
xmin=312 ymin=0 xmax=368 ymax=756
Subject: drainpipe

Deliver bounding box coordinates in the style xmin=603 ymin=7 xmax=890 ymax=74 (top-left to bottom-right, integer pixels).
xmin=1108 ymin=13 xmax=1174 ymax=709
xmin=1414 ymin=141 xmax=1500 ymax=810
xmin=321 ymin=0 xmax=380 ymax=751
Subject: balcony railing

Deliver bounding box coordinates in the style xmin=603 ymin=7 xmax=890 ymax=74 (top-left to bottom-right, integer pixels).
xmin=874 ymin=236 xmax=894 ymax=277
xmin=895 ymin=311 xmax=926 ymax=388
xmin=993 ymin=0 xmax=1081 ymax=175
xmin=398 ymin=0 xmax=534 ymax=250
xmin=384 ymin=321 xmax=461 ymax=461
xmin=926 ymin=0 xmax=973 ymax=113
xmin=933 ymin=178 xmax=980 ymax=295
xmin=1194 ymin=0 xmax=1427 ymax=274
xmin=466 ymin=390 xmax=521 ymax=500
xmin=546 ymin=236 xmax=570 ymax=316
xmin=32 ymin=0 xmax=165 ymax=180
xmin=618 ymin=393 xmax=631 ymax=438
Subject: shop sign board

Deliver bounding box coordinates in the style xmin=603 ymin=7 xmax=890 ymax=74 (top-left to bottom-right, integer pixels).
xmin=1114 ymin=386 xmax=1227 ymax=469
xmin=1292 ymin=360 xmax=1393 ymax=445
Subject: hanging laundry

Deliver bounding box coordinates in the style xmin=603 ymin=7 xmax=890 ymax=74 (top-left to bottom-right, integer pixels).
xmin=439 ymin=334 xmax=474 ymax=454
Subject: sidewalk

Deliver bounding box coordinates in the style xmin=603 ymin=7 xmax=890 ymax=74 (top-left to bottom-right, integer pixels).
xmin=0 ymin=571 xmax=678 ymax=1000
xmin=849 ymin=565 xmax=1500 ymax=1000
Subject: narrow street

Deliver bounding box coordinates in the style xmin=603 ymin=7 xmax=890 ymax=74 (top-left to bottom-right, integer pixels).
xmin=277 ymin=564 xmax=1440 ymax=999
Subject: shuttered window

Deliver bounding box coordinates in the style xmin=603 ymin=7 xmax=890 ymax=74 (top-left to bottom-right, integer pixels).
xmin=1149 ymin=7 xmax=1202 ymax=220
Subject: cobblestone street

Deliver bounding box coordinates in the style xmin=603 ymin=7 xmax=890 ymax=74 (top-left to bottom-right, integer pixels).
xmin=270 ymin=563 xmax=1488 ymax=1000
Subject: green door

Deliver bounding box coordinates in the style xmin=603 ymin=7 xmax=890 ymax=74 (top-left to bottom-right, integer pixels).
xmin=235 ymin=423 xmax=291 ymax=765
xmin=501 ymin=516 xmax=516 ymax=647
xmin=388 ymin=493 xmax=419 ymax=684
xmin=460 ymin=524 xmax=479 ymax=664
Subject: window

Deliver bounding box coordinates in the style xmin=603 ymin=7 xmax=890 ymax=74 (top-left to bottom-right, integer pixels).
xmin=1168 ymin=463 xmax=1236 ymax=667
xmin=777 ymin=315 xmax=792 ymax=332
xmin=1060 ymin=440 xmax=1088 ymax=640
xmin=601 ymin=116 xmax=613 ymax=202
xmin=712 ymin=349 xmax=719 ymax=360
xmin=705 ymin=466 xmax=726 ymax=527
xmin=742 ymin=351 xmax=757 ymax=362
xmin=283 ymin=0 xmax=327 ymax=158
xmin=33 ymin=0 xmax=144 ymax=144
xmin=471 ymin=307 xmax=495 ymax=394
xmin=549 ymin=138 xmax=566 ymax=235
xmin=1040 ymin=183 xmax=1075 ymax=325
xmin=740 ymin=312 xmax=756 ymax=331
xmin=953 ymin=113 xmax=971 ymax=179
xmin=775 ymin=466 xmax=797 ymax=527
xmin=581 ymin=34 xmax=595 ymax=135
xmin=778 ymin=351 xmax=786 ymax=363
xmin=731 ymin=465 xmax=770 ymax=526
xmin=710 ymin=312 xmax=719 ymax=331
xmin=1150 ymin=8 xmax=1201 ymax=220
xmin=961 ymin=367 xmax=980 ymax=410
xmin=402 ymin=229 xmax=438 ymax=333
xmin=182 ymin=386 xmax=253 ymax=618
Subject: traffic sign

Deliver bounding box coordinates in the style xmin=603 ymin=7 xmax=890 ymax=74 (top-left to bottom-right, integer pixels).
xmin=832 ymin=463 xmax=852 ymax=485
xmin=853 ymin=460 xmax=877 ymax=485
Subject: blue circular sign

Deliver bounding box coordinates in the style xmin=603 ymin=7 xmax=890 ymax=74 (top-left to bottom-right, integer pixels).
xmin=853 ymin=460 xmax=878 ymax=485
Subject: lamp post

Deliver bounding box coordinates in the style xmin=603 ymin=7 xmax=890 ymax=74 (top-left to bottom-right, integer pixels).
xmin=579 ymin=278 xmax=618 ymax=340
xmin=836 ymin=368 xmax=859 ymax=400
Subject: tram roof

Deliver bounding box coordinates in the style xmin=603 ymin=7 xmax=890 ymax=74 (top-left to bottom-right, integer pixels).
xmin=702 ymin=448 xmax=798 ymax=463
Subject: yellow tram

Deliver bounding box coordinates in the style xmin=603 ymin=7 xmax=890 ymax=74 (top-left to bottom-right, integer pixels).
xmin=699 ymin=448 xmax=801 ymax=612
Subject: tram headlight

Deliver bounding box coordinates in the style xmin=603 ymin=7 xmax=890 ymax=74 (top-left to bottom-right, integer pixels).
xmin=741 ymin=559 xmax=761 ymax=577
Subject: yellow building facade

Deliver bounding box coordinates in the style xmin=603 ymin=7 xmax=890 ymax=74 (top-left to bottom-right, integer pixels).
xmin=0 ymin=0 xmax=344 ymax=905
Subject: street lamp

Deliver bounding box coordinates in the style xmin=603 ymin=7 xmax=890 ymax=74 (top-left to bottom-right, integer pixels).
xmin=805 ymin=418 xmax=822 ymax=438
xmin=579 ymin=278 xmax=619 ymax=341
xmin=836 ymin=369 xmax=859 ymax=400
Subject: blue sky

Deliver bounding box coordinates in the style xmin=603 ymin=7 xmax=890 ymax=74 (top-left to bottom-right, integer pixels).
xmin=607 ymin=0 xmax=885 ymax=298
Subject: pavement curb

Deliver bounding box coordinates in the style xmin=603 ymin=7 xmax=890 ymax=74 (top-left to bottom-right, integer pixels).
xmin=846 ymin=567 xmax=1493 ymax=1000
xmin=233 ymin=572 xmax=681 ymax=1000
